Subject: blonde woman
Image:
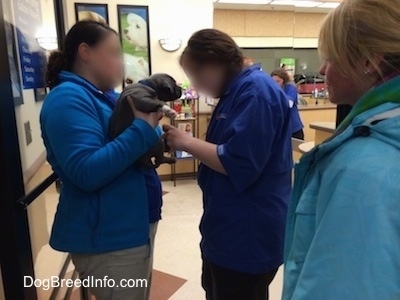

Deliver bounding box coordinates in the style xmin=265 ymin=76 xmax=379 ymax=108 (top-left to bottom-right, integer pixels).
xmin=283 ymin=0 xmax=400 ymax=299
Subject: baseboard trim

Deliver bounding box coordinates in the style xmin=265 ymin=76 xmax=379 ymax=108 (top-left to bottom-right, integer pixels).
xmin=159 ymin=172 xmax=197 ymax=182
xmin=23 ymin=151 xmax=47 ymax=184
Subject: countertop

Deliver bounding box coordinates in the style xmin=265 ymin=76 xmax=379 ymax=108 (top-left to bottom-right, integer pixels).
xmin=298 ymin=104 xmax=337 ymax=111
xmin=310 ymin=121 xmax=336 ymax=133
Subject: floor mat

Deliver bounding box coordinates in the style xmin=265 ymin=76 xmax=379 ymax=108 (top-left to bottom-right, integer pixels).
xmin=69 ymin=269 xmax=187 ymax=300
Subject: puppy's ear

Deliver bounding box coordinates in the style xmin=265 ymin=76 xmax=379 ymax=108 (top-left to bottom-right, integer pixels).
xmin=137 ymin=57 xmax=146 ymax=67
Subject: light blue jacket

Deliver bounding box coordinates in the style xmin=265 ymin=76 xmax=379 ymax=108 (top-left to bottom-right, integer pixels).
xmin=283 ymin=102 xmax=400 ymax=299
xmin=40 ymin=71 xmax=159 ymax=253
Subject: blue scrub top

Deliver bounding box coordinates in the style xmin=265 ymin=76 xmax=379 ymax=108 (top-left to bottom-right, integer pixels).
xmin=283 ymin=83 xmax=304 ymax=133
xmin=198 ymin=64 xmax=293 ymax=274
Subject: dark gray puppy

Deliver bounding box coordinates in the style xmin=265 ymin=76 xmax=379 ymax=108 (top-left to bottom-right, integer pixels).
xmin=109 ymin=74 xmax=181 ymax=168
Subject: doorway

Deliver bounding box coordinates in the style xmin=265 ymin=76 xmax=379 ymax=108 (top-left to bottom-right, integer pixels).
xmin=0 ymin=0 xmax=70 ymax=299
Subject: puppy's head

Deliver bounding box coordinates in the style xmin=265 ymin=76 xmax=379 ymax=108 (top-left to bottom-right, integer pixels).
xmin=139 ymin=73 xmax=182 ymax=102
xmin=120 ymin=83 xmax=165 ymax=113
xmin=109 ymin=84 xmax=163 ymax=139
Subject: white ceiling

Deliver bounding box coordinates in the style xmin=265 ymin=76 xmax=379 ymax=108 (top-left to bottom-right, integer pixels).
xmin=214 ymin=0 xmax=342 ymax=13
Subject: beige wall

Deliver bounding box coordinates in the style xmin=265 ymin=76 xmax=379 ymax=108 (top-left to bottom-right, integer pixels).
xmin=214 ymin=10 xmax=295 ymax=37
xmin=294 ymin=13 xmax=327 ymax=38
xmin=214 ymin=9 xmax=327 ymax=48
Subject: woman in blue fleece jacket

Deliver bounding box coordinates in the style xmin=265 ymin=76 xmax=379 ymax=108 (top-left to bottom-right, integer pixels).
xmin=40 ymin=21 xmax=161 ymax=300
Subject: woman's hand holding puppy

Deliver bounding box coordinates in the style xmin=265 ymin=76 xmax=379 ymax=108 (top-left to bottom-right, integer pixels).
xmin=127 ymin=96 xmax=163 ymax=128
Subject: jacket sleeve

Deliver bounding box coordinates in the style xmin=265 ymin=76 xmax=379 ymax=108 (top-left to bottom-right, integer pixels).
xmin=217 ymin=90 xmax=284 ymax=193
xmin=41 ymin=87 xmax=159 ymax=192
xmin=292 ymin=161 xmax=400 ymax=299
xmin=284 ymin=84 xmax=298 ymax=105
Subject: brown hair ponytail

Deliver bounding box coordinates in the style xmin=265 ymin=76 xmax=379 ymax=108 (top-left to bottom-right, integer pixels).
xmin=47 ymin=51 xmax=67 ymax=89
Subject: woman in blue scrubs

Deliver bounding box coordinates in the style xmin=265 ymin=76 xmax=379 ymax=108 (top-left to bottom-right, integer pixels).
xmin=164 ymin=29 xmax=293 ymax=300
xmin=271 ymin=68 xmax=304 ymax=140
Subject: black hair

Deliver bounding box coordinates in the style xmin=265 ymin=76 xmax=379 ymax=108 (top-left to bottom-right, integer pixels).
xmin=47 ymin=21 xmax=117 ymax=89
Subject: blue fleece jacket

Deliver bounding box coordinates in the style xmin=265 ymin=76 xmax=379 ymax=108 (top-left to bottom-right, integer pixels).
xmin=198 ymin=64 xmax=293 ymax=274
xmin=40 ymin=71 xmax=159 ymax=253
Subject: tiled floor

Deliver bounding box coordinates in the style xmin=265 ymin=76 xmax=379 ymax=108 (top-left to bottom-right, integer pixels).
xmin=154 ymin=179 xmax=284 ymax=300
xmin=28 ymin=163 xmax=283 ymax=299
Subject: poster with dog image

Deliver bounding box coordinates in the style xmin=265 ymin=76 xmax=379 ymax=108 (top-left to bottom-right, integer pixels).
xmin=75 ymin=3 xmax=109 ymax=24
xmin=117 ymin=5 xmax=151 ymax=86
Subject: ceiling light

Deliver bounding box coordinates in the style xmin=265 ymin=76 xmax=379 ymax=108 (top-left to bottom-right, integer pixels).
xmin=318 ymin=2 xmax=340 ymax=8
xmin=217 ymin=0 xmax=271 ymax=4
xmin=36 ymin=37 xmax=58 ymax=51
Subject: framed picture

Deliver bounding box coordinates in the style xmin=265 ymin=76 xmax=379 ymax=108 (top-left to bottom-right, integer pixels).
xmin=75 ymin=3 xmax=109 ymax=24
xmin=34 ymin=87 xmax=48 ymax=102
xmin=117 ymin=5 xmax=151 ymax=86
xmin=4 ymin=20 xmax=23 ymax=106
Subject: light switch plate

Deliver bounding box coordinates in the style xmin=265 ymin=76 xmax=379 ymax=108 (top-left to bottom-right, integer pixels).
xmin=24 ymin=121 xmax=32 ymax=146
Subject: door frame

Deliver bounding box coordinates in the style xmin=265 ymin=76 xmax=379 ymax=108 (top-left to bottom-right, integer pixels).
xmin=0 ymin=0 xmax=66 ymax=299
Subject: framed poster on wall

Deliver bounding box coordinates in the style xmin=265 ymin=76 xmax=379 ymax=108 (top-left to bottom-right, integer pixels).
xmin=280 ymin=57 xmax=296 ymax=81
xmin=13 ymin=0 xmax=47 ymax=91
xmin=75 ymin=3 xmax=109 ymax=24
xmin=4 ymin=21 xmax=23 ymax=106
xmin=117 ymin=5 xmax=151 ymax=86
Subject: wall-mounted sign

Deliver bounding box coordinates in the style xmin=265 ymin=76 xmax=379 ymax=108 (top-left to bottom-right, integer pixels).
xmin=280 ymin=57 xmax=296 ymax=81
xmin=14 ymin=0 xmax=47 ymax=90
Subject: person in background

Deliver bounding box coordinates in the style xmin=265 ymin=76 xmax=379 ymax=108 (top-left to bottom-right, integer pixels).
xmin=163 ymin=29 xmax=293 ymax=300
xmin=271 ymin=68 xmax=304 ymax=140
xmin=283 ymin=0 xmax=400 ymax=299
xmin=41 ymin=21 xmax=162 ymax=300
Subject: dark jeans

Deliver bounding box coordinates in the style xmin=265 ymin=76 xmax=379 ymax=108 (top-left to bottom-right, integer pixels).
xmin=292 ymin=129 xmax=304 ymax=140
xmin=202 ymin=260 xmax=278 ymax=300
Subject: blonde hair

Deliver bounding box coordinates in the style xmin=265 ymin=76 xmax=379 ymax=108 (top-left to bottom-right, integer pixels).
xmin=319 ymin=0 xmax=400 ymax=79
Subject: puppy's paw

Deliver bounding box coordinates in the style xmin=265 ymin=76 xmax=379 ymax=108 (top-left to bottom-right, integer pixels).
xmin=161 ymin=105 xmax=178 ymax=119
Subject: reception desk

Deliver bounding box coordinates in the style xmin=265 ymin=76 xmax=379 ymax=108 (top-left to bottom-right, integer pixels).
xmin=297 ymin=121 xmax=336 ymax=155
xmin=298 ymin=104 xmax=337 ymax=141
xmin=310 ymin=121 xmax=336 ymax=144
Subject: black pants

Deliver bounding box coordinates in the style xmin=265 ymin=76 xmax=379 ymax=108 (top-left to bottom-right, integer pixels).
xmin=292 ymin=129 xmax=304 ymax=140
xmin=202 ymin=260 xmax=278 ymax=300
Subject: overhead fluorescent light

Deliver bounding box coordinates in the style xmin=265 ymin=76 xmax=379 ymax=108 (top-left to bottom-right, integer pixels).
xmin=294 ymin=1 xmax=323 ymax=7
xmin=318 ymin=2 xmax=340 ymax=8
xmin=217 ymin=0 xmax=271 ymax=4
